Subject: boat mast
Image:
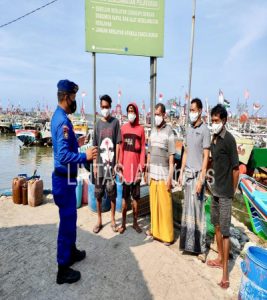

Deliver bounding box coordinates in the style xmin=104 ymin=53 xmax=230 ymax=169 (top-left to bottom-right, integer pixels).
xmin=186 ymin=0 xmax=196 ymax=126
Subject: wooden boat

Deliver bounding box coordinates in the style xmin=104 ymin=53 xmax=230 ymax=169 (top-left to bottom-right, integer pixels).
xmin=239 ymin=175 xmax=267 ymax=240
xmin=15 ymin=129 xmax=39 ymax=145
xmin=73 ymin=119 xmax=88 ymax=138
xmin=40 ymin=122 xmax=52 ymax=145
xmin=0 ymin=117 xmax=12 ymax=133
xmin=15 ymin=120 xmax=42 ymax=146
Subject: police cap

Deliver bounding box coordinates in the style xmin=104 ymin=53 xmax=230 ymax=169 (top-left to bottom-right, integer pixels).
xmin=57 ymin=79 xmax=79 ymax=94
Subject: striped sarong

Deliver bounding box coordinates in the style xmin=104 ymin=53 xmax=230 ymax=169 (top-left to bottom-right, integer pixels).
xmin=179 ymin=171 xmax=206 ymax=253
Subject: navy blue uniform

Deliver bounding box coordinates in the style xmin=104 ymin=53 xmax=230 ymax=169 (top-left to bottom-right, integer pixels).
xmin=51 ymin=106 xmax=86 ymax=266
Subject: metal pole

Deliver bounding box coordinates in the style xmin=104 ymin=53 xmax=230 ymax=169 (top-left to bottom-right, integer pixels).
xmin=150 ymin=57 xmax=157 ymax=127
xmin=92 ymin=52 xmax=96 ymax=125
xmin=186 ymin=0 xmax=196 ymax=125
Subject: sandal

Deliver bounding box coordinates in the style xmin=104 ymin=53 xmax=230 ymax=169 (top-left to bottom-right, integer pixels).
xmin=111 ymin=224 xmax=118 ymax=233
xmin=93 ymin=224 xmax=103 ymax=234
xmin=164 ymin=242 xmax=171 ymax=246
xmin=218 ymin=280 xmax=230 ymax=289
xmin=118 ymin=226 xmax=126 ymax=234
xmin=133 ymin=224 xmax=142 ymax=234
xmin=145 ymin=229 xmax=152 ymax=237
xmin=197 ymin=253 xmax=207 ymax=263
xmin=207 ymin=259 xmax=223 ymax=269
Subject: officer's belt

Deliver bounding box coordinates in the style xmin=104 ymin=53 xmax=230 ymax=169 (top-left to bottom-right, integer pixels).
xmin=54 ymin=169 xmax=77 ymax=179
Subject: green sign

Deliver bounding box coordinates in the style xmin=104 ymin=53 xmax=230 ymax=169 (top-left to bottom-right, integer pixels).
xmin=85 ymin=0 xmax=165 ymax=57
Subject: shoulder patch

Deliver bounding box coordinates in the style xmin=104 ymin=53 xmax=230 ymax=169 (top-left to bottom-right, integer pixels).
xmin=63 ymin=125 xmax=69 ymax=139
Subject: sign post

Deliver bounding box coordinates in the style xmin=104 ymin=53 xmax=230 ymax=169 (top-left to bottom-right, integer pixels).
xmin=92 ymin=52 xmax=96 ymax=124
xmin=150 ymin=57 xmax=157 ymax=127
xmin=85 ymin=0 xmax=165 ymax=125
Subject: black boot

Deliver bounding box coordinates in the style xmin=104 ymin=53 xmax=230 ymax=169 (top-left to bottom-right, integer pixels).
xmin=56 ymin=265 xmax=81 ymax=284
xmin=68 ymin=246 xmax=86 ymax=267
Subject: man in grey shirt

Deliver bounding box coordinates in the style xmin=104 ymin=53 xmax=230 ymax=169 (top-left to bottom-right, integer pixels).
xmin=178 ymin=98 xmax=210 ymax=260
xmin=145 ymin=103 xmax=175 ymax=245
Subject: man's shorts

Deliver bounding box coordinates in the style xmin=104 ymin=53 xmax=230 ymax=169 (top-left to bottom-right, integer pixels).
xmin=95 ymin=177 xmax=117 ymax=200
xmin=211 ymin=196 xmax=232 ymax=236
xmin=123 ymin=182 xmax=140 ymax=201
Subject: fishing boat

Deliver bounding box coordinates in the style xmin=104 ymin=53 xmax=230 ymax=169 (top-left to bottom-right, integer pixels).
xmin=15 ymin=120 xmax=42 ymax=146
xmin=12 ymin=121 xmax=23 ymax=131
xmin=73 ymin=119 xmax=88 ymax=138
xmin=0 ymin=116 xmax=12 ymax=133
xmin=15 ymin=129 xmax=39 ymax=146
xmin=40 ymin=122 xmax=52 ymax=146
xmin=239 ymin=175 xmax=267 ymax=240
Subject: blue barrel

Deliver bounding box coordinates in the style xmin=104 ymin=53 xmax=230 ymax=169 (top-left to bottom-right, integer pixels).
xmin=76 ymin=177 xmax=83 ymax=209
xmin=115 ymin=176 xmax=123 ymax=212
xmin=239 ymin=246 xmax=267 ymax=299
xmin=88 ymin=183 xmax=111 ymax=212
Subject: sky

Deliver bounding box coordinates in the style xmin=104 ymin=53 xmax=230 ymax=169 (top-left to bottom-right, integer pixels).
xmin=0 ymin=0 xmax=267 ymax=116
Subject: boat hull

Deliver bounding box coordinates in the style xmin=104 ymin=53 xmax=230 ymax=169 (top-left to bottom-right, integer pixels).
xmin=15 ymin=129 xmax=38 ymax=145
xmin=239 ymin=175 xmax=267 ymax=240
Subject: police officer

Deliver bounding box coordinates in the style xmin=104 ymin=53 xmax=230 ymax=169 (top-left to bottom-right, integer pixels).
xmin=51 ymin=79 xmax=97 ymax=284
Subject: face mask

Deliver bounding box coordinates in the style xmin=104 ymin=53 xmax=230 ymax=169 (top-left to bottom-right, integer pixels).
xmin=128 ymin=113 xmax=136 ymax=123
xmin=211 ymin=122 xmax=223 ymax=135
xmin=67 ymin=97 xmax=77 ymax=114
xmin=189 ymin=112 xmax=199 ymax=124
xmin=155 ymin=115 xmax=163 ymax=127
xmin=101 ymin=108 xmax=110 ymax=118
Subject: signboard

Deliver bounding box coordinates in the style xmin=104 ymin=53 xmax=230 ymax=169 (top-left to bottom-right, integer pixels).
xmin=85 ymin=0 xmax=165 ymax=57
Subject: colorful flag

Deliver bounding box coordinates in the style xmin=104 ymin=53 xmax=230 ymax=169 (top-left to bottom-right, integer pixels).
xmin=253 ymin=103 xmax=261 ymax=110
xmin=224 ymin=99 xmax=230 ymax=108
xmin=244 ymin=89 xmax=250 ymax=100
xmin=141 ymin=100 xmax=145 ymax=111
xmin=218 ymin=89 xmax=224 ymax=104
xmin=118 ymin=89 xmax=122 ymax=98
xmin=81 ymin=98 xmax=85 ymax=116
xmin=159 ymin=93 xmax=163 ymax=101
xmin=172 ymin=101 xmax=177 ymax=110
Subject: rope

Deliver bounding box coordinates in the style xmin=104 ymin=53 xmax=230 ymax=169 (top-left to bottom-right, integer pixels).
xmin=0 ymin=0 xmax=59 ymax=29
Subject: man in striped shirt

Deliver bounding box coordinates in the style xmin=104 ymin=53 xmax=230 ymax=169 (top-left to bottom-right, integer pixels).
xmin=145 ymin=103 xmax=175 ymax=245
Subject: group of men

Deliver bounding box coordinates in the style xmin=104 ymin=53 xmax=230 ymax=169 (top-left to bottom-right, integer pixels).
xmin=51 ymin=79 xmax=239 ymax=290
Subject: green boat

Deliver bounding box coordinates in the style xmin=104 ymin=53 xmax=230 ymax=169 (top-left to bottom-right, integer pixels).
xmin=239 ymin=175 xmax=267 ymax=240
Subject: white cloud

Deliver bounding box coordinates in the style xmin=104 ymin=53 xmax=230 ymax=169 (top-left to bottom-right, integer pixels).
xmin=225 ymin=4 xmax=267 ymax=64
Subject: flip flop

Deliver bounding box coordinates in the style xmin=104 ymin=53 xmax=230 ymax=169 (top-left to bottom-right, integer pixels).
xmin=111 ymin=224 xmax=118 ymax=233
xmin=164 ymin=242 xmax=171 ymax=246
xmin=197 ymin=253 xmax=207 ymax=263
xmin=118 ymin=226 xmax=126 ymax=234
xmin=132 ymin=224 xmax=142 ymax=234
xmin=145 ymin=229 xmax=152 ymax=237
xmin=207 ymin=259 xmax=223 ymax=269
xmin=93 ymin=224 xmax=103 ymax=234
xmin=218 ymin=280 xmax=230 ymax=289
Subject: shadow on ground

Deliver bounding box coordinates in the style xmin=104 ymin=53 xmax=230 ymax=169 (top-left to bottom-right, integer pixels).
xmin=0 ymin=222 xmax=153 ymax=300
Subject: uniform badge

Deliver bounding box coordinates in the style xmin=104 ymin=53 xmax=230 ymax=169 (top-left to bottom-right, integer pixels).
xmin=63 ymin=125 xmax=69 ymax=139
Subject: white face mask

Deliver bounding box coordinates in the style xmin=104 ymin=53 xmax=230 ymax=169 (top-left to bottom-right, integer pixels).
xmin=211 ymin=122 xmax=223 ymax=135
xmin=101 ymin=108 xmax=110 ymax=118
xmin=189 ymin=112 xmax=199 ymax=124
xmin=155 ymin=115 xmax=163 ymax=127
xmin=128 ymin=113 xmax=136 ymax=123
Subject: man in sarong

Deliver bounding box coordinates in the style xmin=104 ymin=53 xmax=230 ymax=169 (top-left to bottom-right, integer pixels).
xmin=145 ymin=103 xmax=175 ymax=246
xmin=178 ymin=98 xmax=210 ymax=261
